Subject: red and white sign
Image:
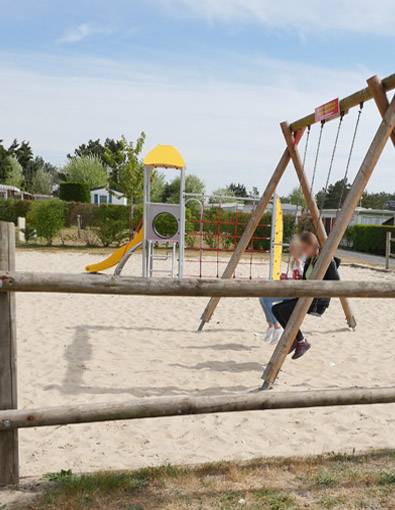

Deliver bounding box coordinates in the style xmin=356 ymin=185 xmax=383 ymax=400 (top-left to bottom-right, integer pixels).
xmin=315 ymin=98 xmax=340 ymax=122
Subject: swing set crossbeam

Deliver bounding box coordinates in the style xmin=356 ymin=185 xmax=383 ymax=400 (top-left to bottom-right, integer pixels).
xmin=290 ymin=73 xmax=395 ymax=132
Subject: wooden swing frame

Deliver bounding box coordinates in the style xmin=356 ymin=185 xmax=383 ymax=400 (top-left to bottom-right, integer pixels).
xmin=197 ymin=73 xmax=395 ymax=388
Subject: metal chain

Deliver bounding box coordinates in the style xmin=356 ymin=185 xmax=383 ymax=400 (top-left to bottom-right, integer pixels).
xmin=302 ymin=125 xmax=311 ymax=168
xmin=337 ymin=103 xmax=364 ymax=210
xmin=319 ymin=113 xmax=344 ymax=215
xmin=310 ymin=120 xmax=325 ymax=195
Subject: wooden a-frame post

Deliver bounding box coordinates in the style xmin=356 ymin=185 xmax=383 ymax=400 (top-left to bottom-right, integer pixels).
xmin=261 ymin=85 xmax=395 ymax=389
xmin=280 ymin=122 xmax=356 ymax=328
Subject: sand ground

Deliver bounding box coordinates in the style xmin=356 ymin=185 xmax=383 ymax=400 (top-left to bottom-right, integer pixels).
xmin=8 ymin=249 xmax=395 ymax=478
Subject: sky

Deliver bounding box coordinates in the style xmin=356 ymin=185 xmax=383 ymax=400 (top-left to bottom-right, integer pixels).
xmin=1 ymin=0 xmax=394 ymax=195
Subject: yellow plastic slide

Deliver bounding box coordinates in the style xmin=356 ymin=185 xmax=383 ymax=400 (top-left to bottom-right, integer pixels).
xmin=85 ymin=227 xmax=144 ymax=273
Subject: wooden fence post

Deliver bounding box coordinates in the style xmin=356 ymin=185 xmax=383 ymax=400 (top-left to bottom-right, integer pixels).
xmin=0 ymin=221 xmax=19 ymax=486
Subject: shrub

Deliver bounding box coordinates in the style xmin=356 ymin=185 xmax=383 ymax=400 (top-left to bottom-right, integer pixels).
xmin=346 ymin=224 xmax=395 ymax=255
xmin=94 ymin=205 xmax=130 ymax=247
xmin=28 ymin=200 xmax=65 ymax=245
xmin=59 ymin=182 xmax=90 ymax=203
xmin=0 ymin=199 xmax=32 ymax=223
xmin=63 ymin=202 xmax=98 ymax=228
xmin=63 ymin=155 xmax=108 ymax=189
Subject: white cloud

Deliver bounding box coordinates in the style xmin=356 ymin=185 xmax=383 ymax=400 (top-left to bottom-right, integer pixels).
xmin=158 ymin=0 xmax=395 ymax=36
xmin=0 ymin=52 xmax=393 ymax=195
xmin=58 ymin=22 xmax=111 ymax=44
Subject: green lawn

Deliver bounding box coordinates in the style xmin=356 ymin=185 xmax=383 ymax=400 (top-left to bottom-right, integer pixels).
xmin=10 ymin=450 xmax=395 ymax=510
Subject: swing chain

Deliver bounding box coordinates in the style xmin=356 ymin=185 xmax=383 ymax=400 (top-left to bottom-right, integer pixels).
xmin=302 ymin=125 xmax=311 ymax=168
xmin=310 ymin=120 xmax=325 ymax=195
xmin=337 ymin=102 xmax=364 ymax=210
xmin=319 ymin=112 xmax=345 ymax=214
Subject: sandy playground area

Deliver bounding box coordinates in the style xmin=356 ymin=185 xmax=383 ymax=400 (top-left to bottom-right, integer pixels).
xmin=12 ymin=249 xmax=395 ymax=477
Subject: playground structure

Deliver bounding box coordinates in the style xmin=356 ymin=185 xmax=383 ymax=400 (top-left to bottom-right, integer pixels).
xmin=86 ymin=146 xmax=284 ymax=280
xmin=197 ymin=72 xmax=395 ymax=389
xmin=86 ymin=145 xmax=186 ymax=277
xmin=0 ymin=72 xmax=394 ymax=486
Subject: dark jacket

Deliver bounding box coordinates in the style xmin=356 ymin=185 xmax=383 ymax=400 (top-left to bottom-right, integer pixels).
xmin=303 ymin=256 xmax=340 ymax=315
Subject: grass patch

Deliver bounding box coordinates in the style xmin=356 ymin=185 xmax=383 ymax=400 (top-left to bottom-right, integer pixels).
xmin=11 ymin=450 xmax=395 ymax=510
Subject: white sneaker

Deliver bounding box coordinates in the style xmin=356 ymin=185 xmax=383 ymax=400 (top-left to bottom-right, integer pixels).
xmin=271 ymin=327 xmax=284 ymax=344
xmin=264 ymin=327 xmax=274 ymax=342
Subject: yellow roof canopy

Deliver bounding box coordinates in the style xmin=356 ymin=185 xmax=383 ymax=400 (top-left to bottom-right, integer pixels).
xmin=143 ymin=145 xmax=185 ymax=169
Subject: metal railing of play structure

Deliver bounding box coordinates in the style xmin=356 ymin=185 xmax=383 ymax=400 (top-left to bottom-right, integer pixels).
xmin=1 ymin=220 xmax=395 ymax=486
xmin=184 ymin=193 xmax=277 ymax=278
xmin=385 ymin=231 xmax=395 ymax=270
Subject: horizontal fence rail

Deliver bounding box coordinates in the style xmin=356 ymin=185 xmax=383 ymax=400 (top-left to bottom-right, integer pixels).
xmin=1 ymin=387 xmax=395 ymax=430
xmin=1 ymin=272 xmax=395 ymax=298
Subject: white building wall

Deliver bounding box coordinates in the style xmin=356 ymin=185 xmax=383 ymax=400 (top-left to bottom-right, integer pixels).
xmin=90 ymin=188 xmax=127 ymax=206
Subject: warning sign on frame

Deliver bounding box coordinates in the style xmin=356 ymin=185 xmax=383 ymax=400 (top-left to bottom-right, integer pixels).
xmin=315 ymin=98 xmax=340 ymax=122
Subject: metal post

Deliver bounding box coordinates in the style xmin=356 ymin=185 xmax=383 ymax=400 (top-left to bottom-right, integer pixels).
xmin=178 ymin=167 xmax=186 ymax=278
xmin=143 ymin=166 xmax=151 ymax=278
xmin=385 ymin=231 xmax=391 ymax=270
xmin=269 ymin=195 xmax=276 ymax=280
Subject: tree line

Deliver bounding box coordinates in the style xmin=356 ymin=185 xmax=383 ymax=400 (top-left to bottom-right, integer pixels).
xmin=0 ymin=134 xmax=259 ymax=205
xmin=1 ymin=135 xmax=393 ymax=210
xmin=284 ymin=180 xmax=395 ymax=211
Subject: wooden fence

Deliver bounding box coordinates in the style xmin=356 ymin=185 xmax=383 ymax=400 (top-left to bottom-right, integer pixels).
xmin=1 ymin=220 xmax=395 ymax=486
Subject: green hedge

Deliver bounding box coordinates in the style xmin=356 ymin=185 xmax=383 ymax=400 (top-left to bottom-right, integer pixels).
xmin=59 ymin=182 xmax=90 ymax=203
xmin=0 ymin=197 xmax=308 ymax=249
xmin=0 ymin=199 xmax=31 ymax=223
xmin=346 ymin=224 xmax=395 ymax=255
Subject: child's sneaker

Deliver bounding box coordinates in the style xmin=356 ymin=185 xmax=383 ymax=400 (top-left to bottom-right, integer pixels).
xmin=264 ymin=327 xmax=274 ymax=342
xmin=271 ymin=328 xmax=283 ymax=344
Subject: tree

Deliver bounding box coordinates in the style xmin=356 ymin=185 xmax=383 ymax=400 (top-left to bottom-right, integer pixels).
xmin=5 ymin=156 xmax=24 ymax=188
xmin=250 ymin=186 xmax=259 ymax=198
xmin=30 ymin=167 xmax=54 ymax=195
xmin=68 ymin=139 xmax=106 ymax=161
xmin=150 ymin=172 xmax=166 ymax=202
xmin=228 ymin=182 xmax=248 ymax=197
xmin=14 ymin=140 xmax=33 ymax=170
xmin=24 ymin=156 xmax=58 ymax=191
xmin=315 ymin=178 xmax=351 ymax=209
xmin=117 ymin=133 xmax=146 ymax=203
xmin=287 ymin=187 xmax=306 ymax=208
xmin=162 ymin=174 xmax=205 ymax=203
xmin=63 ymin=155 xmax=108 ymax=190
xmin=360 ymin=191 xmax=395 ymax=209
xmin=209 ymin=187 xmax=235 ymax=203
xmin=0 ymin=141 xmax=12 ymax=182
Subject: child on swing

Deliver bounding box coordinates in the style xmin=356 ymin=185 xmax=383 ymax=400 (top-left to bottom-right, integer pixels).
xmin=272 ymin=231 xmax=340 ymax=359
xmin=259 ymin=236 xmax=304 ymax=344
